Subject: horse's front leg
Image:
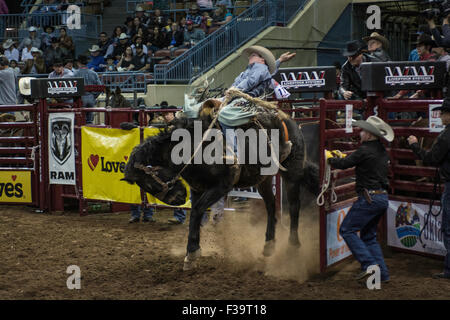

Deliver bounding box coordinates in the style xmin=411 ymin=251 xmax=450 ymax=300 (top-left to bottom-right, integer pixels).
xmin=285 ymin=178 xmax=301 ymax=247
xmin=184 ymin=187 xmax=229 ymax=270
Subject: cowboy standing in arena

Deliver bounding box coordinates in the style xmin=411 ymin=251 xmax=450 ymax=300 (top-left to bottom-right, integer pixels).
xmin=327 ymin=116 xmax=394 ymax=283
xmin=408 ymin=99 xmax=450 ymax=280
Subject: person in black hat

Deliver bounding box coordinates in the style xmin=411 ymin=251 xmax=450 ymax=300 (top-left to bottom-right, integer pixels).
xmin=44 ymin=37 xmax=69 ymax=72
xmin=408 ymin=99 xmax=450 ymax=280
xmin=339 ymin=40 xmax=366 ymax=100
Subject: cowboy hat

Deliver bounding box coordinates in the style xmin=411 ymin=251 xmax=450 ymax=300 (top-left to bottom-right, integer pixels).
xmin=363 ymin=32 xmax=389 ymax=49
xmin=432 ymin=98 xmax=450 ymax=113
xmin=342 ymin=40 xmax=364 ymax=57
xmin=119 ymin=33 xmax=129 ymax=40
xmin=30 ymin=47 xmax=42 ymax=55
xmin=28 ymin=26 xmax=37 ymax=32
xmin=2 ymin=39 xmax=14 ymax=50
xmin=135 ymin=5 xmax=145 ymax=12
xmin=416 ymin=33 xmax=435 ymax=47
xmin=353 ymin=116 xmax=394 ymax=142
xmin=242 ymin=45 xmax=276 ymax=74
xmin=19 ymin=77 xmax=36 ymax=96
xmin=88 ymin=44 xmax=101 ymax=52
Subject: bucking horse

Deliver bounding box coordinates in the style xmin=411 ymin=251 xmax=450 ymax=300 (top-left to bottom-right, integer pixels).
xmin=122 ymin=90 xmax=319 ymax=270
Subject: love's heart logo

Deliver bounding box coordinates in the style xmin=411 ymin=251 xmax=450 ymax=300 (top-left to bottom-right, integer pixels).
xmin=124 ymin=156 xmax=128 ymax=161
xmin=88 ymin=154 xmax=99 ymax=171
xmin=11 ymin=175 xmax=17 ymax=181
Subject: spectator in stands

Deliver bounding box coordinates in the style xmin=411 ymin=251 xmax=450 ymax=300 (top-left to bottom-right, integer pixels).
xmin=432 ymin=43 xmax=450 ymax=71
xmin=18 ymin=27 xmax=41 ymax=52
xmin=427 ymin=11 xmax=450 ymax=49
xmin=130 ymin=17 xmax=144 ymax=41
xmin=132 ymin=26 xmax=148 ymax=45
xmin=409 ymin=26 xmax=431 ymax=62
xmin=117 ymin=46 xmax=135 ymax=72
xmin=131 ymin=44 xmax=151 ymax=72
xmin=179 ymin=17 xmax=188 ymax=32
xmin=150 ymin=26 xmax=169 ymax=51
xmin=150 ymin=9 xmax=167 ymax=29
xmin=87 ymin=45 xmax=106 ymax=72
xmin=104 ymin=55 xmax=117 ymax=72
xmin=124 ymin=17 xmax=135 ymax=38
xmin=48 ymin=60 xmax=74 ymax=78
xmin=98 ymin=32 xmax=113 ymax=58
xmin=3 ymin=40 xmax=19 ymax=64
xmin=132 ymin=35 xmax=148 ymax=55
xmin=44 ymin=37 xmax=69 ymax=72
xmin=59 ymin=27 xmax=75 ymax=59
xmin=64 ymin=59 xmax=77 ymax=74
xmin=0 ymin=0 xmax=8 ymax=39
xmin=9 ymin=60 xmax=20 ymax=76
xmin=213 ymin=4 xmax=232 ymax=26
xmin=113 ymin=33 xmax=131 ymax=61
xmin=183 ymin=21 xmax=205 ymax=48
xmin=186 ymin=4 xmax=203 ymax=28
xmin=135 ymin=6 xmax=150 ymax=26
xmin=41 ymin=25 xmax=57 ymax=50
xmin=21 ymin=48 xmax=45 ymax=74
xmin=0 ymin=56 xmax=17 ymax=106
xmin=111 ymin=26 xmax=124 ymax=44
xmin=20 ymin=39 xmax=34 ymax=62
xmin=339 ymin=40 xmax=365 ymax=101
xmin=362 ymin=31 xmax=390 ymax=62
xmin=167 ymin=23 xmax=184 ymax=51
xmin=75 ymin=55 xmax=102 ymax=124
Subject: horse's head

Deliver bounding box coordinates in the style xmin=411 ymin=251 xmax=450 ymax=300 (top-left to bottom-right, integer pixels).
xmin=105 ymin=87 xmax=132 ymax=109
xmin=122 ymin=130 xmax=188 ymax=206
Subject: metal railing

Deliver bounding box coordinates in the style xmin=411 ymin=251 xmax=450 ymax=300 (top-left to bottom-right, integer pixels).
xmin=98 ymin=72 xmax=150 ymax=93
xmin=153 ymin=0 xmax=309 ymax=83
xmin=0 ymin=13 xmax=102 ymax=42
xmin=20 ymin=0 xmax=85 ymax=14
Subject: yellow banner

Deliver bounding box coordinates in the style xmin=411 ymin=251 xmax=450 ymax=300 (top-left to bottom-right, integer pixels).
xmin=143 ymin=127 xmax=191 ymax=208
xmin=0 ymin=171 xmax=32 ymax=203
xmin=82 ymin=127 xmax=141 ymax=204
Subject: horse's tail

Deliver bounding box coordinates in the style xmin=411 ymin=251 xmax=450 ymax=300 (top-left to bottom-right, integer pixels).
xmin=302 ymin=160 xmax=320 ymax=196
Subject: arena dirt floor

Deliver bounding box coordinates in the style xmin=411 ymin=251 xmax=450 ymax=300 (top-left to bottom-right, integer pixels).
xmin=0 ymin=197 xmax=449 ymax=300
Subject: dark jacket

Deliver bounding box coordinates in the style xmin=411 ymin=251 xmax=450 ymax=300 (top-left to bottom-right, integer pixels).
xmin=328 ymin=140 xmax=390 ymax=193
xmin=364 ymin=48 xmax=391 ymax=62
xmin=339 ymin=60 xmax=365 ymax=99
xmin=168 ymin=30 xmax=184 ymax=47
xmin=410 ymin=125 xmax=450 ymax=182
xmin=431 ymin=25 xmax=450 ymax=48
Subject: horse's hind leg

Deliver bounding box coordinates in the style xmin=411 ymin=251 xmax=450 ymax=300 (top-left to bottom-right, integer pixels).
xmin=285 ymin=178 xmax=301 ymax=248
xmin=257 ymin=176 xmax=277 ymax=257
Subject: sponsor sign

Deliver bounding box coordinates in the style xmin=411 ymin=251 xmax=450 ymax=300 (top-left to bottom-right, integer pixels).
xmin=82 ymin=127 xmax=141 ymax=204
xmin=361 ymin=61 xmax=446 ymax=91
xmin=272 ymin=67 xmax=337 ymax=92
xmin=429 ymin=104 xmax=444 ymax=133
xmin=345 ymin=104 xmax=353 ymax=134
xmin=49 ymin=113 xmax=76 ymax=185
xmin=387 ymin=200 xmax=445 ymax=257
xmin=327 ymin=207 xmax=352 ymax=266
xmin=30 ymin=78 xmax=85 ymax=98
xmin=0 ymin=171 xmax=32 ymax=203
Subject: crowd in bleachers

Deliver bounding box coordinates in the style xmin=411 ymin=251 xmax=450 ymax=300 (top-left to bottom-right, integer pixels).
xmin=0 ymin=0 xmax=237 ymax=76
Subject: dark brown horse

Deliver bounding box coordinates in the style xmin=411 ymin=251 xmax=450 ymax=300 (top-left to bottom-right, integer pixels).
xmin=122 ymin=98 xmax=319 ymax=270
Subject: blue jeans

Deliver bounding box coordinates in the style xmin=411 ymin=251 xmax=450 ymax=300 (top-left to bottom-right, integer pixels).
xmin=441 ymin=183 xmax=450 ymax=276
xmin=220 ymin=122 xmax=237 ymax=154
xmin=82 ymin=94 xmax=96 ymax=124
xmin=339 ymin=193 xmax=389 ymax=281
xmin=131 ymin=205 xmax=154 ymax=219
xmin=131 ymin=205 xmax=186 ymax=222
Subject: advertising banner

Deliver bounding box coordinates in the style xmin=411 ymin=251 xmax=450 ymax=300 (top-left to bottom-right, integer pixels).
xmin=327 ymin=206 xmax=352 ymax=266
xmin=0 ymin=171 xmax=32 ymax=203
xmin=429 ymin=104 xmax=444 ymax=133
xmin=82 ymin=127 xmax=141 ymax=204
xmin=48 ymin=113 xmax=76 ymax=185
xmin=387 ymin=200 xmax=445 ymax=257
xmin=272 ymin=67 xmax=337 ymax=92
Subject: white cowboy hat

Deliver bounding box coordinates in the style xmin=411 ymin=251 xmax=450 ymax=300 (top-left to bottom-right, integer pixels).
xmin=19 ymin=77 xmax=36 ymax=96
xmin=353 ymin=116 xmax=394 ymax=142
xmin=135 ymin=5 xmax=144 ymax=12
xmin=88 ymin=44 xmax=101 ymax=52
xmin=119 ymin=33 xmax=129 ymax=40
xmin=28 ymin=26 xmax=37 ymax=32
xmin=242 ymin=45 xmax=276 ymax=74
xmin=2 ymin=39 xmax=14 ymax=50
xmin=30 ymin=47 xmax=42 ymax=55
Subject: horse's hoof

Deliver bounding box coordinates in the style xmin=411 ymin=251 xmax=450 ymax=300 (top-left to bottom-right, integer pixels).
xmin=289 ymin=236 xmax=301 ymax=248
xmin=183 ymin=249 xmax=201 ymax=271
xmin=262 ymin=240 xmax=276 ymax=257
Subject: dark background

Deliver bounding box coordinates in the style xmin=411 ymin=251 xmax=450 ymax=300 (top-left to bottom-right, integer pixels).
xmin=5 ymin=0 xmax=22 ymax=14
